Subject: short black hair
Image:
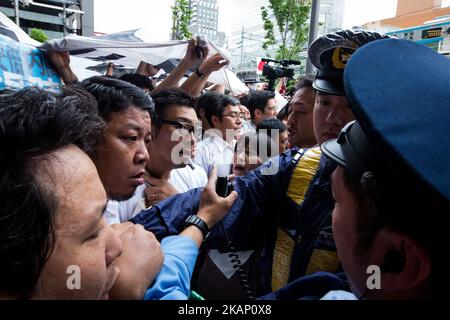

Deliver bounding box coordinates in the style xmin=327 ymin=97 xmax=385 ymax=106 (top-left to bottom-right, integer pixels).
xmin=81 ymin=76 xmax=155 ymax=121
xmin=257 ymin=118 xmax=287 ymax=137
xmin=276 ymin=104 xmax=289 ymax=121
xmin=246 ymin=91 xmax=276 ymax=120
xmin=150 ymin=88 xmax=196 ymax=125
xmin=198 ymin=92 xmax=239 ymax=127
xmin=294 ymin=75 xmax=315 ymax=91
xmin=119 ymin=73 xmax=155 ymax=92
xmin=0 ymin=87 xmax=103 ymax=299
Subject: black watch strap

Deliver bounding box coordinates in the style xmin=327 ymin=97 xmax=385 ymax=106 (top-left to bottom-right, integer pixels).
xmin=184 ymin=215 xmax=209 ymax=239
xmin=195 ymin=67 xmax=204 ymax=78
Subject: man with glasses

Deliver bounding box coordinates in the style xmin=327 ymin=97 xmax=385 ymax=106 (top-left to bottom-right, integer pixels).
xmin=108 ymin=88 xmax=208 ymax=223
xmin=246 ymin=90 xmax=278 ymax=131
xmin=194 ymin=91 xmax=243 ymax=176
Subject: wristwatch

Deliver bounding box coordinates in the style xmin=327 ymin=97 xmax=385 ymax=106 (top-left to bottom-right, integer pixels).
xmin=195 ymin=67 xmax=205 ymax=78
xmin=184 ymin=215 xmax=210 ymax=239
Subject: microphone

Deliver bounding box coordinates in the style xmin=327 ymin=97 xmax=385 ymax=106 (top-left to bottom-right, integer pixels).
xmin=280 ymin=59 xmax=301 ymax=66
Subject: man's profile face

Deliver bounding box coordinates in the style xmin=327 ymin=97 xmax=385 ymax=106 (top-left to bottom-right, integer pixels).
xmin=287 ymin=87 xmax=316 ymax=148
xmin=263 ymin=98 xmax=278 ymax=119
xmin=331 ymin=166 xmax=372 ymax=298
xmin=313 ymin=92 xmax=355 ymax=145
xmin=149 ymin=105 xmax=198 ymax=169
xmin=33 ymin=145 xmax=123 ymax=299
xmin=214 ymin=104 xmax=242 ymax=141
xmin=93 ymin=105 xmax=151 ymax=201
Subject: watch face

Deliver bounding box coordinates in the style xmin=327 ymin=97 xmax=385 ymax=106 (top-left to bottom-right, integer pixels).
xmin=185 ymin=215 xmax=208 ymax=238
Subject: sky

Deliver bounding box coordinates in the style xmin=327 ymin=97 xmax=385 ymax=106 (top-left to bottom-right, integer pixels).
xmin=94 ymin=0 xmax=398 ymax=38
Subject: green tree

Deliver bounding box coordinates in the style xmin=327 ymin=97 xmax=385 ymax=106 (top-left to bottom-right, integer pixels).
xmin=261 ymin=0 xmax=311 ymax=60
xmin=171 ymin=0 xmax=193 ymax=40
xmin=29 ymin=28 xmax=49 ymax=43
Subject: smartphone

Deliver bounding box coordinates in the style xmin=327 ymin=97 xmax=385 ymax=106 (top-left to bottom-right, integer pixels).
xmin=195 ymin=35 xmax=207 ymax=59
xmin=216 ymin=176 xmax=229 ymax=197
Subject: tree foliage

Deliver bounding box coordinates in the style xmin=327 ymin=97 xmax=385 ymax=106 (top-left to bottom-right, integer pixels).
xmin=29 ymin=28 xmax=49 ymax=43
xmin=171 ymin=0 xmax=193 ymax=40
xmin=261 ymin=0 xmax=311 ymax=60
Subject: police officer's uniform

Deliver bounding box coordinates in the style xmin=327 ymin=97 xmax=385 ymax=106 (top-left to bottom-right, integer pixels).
xmin=263 ymin=36 xmax=450 ymax=300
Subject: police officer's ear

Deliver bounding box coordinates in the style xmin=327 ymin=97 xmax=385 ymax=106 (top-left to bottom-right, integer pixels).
xmin=381 ymin=250 xmax=404 ymax=273
xmin=378 ymin=233 xmax=432 ymax=292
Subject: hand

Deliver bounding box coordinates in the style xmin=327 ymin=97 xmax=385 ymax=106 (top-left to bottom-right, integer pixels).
xmin=136 ymin=61 xmax=159 ymax=77
xmin=182 ymin=38 xmax=209 ymax=68
xmin=144 ymin=174 xmax=178 ymax=207
xmin=46 ymin=50 xmax=78 ymax=84
xmin=197 ymin=166 xmax=238 ymax=229
xmin=47 ymin=50 xmax=71 ymax=70
xmin=198 ymin=53 xmax=229 ymax=75
xmin=108 ymin=223 xmax=164 ymax=300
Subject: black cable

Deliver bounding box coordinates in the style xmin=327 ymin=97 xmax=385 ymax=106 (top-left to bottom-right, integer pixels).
xmin=221 ymin=222 xmax=256 ymax=300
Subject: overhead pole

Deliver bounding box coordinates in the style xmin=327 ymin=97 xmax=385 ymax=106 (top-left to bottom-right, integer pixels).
xmin=14 ymin=0 xmax=20 ymax=26
xmin=305 ymin=0 xmax=320 ymax=74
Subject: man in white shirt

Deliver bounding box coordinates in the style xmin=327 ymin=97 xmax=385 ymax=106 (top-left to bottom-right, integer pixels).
xmin=246 ymin=90 xmax=278 ymax=131
xmin=194 ymin=92 xmax=243 ymax=177
xmin=105 ymin=88 xmax=207 ymax=224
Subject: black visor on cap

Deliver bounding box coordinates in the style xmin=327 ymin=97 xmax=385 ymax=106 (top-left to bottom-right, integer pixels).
xmin=313 ymin=75 xmax=346 ymax=95
xmin=321 ymin=121 xmax=376 ymax=179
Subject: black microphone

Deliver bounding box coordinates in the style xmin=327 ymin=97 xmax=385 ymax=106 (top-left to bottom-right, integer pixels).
xmin=261 ymin=58 xmax=279 ymax=63
xmin=280 ymin=59 xmax=301 ymax=65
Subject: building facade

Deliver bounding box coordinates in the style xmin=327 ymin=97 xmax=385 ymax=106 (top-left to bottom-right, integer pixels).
xmin=187 ymin=0 xmax=225 ymax=47
xmin=318 ymin=0 xmax=344 ymax=35
xmin=363 ymin=0 xmax=450 ymax=55
xmin=0 ymin=0 xmax=94 ymax=39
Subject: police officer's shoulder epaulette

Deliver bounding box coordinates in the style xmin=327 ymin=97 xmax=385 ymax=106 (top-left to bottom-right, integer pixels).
xmin=290 ymin=148 xmax=306 ymax=166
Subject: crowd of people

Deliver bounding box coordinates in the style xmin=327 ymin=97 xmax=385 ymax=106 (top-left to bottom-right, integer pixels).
xmin=1 ymin=28 xmax=449 ymax=300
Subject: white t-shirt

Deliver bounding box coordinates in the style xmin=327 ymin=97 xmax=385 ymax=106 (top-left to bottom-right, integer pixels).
xmin=104 ymin=163 xmax=208 ymax=225
xmin=194 ymin=135 xmax=235 ymax=177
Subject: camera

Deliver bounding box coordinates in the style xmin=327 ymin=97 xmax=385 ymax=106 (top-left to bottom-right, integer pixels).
xmin=261 ymin=58 xmax=300 ymax=91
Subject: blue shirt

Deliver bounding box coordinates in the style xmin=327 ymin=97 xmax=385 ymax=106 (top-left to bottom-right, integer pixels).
xmin=144 ymin=235 xmax=198 ymax=300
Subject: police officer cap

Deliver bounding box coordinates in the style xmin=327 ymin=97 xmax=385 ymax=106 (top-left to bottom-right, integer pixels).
xmin=308 ymin=29 xmax=390 ymax=95
xmin=321 ymin=38 xmax=450 ymax=202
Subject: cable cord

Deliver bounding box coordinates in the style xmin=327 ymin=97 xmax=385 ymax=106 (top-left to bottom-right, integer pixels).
xmin=221 ymin=222 xmax=256 ymax=300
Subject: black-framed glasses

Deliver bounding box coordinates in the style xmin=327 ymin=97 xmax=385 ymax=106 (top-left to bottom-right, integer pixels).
xmin=222 ymin=112 xmax=245 ymax=119
xmin=158 ymin=119 xmax=195 ymax=134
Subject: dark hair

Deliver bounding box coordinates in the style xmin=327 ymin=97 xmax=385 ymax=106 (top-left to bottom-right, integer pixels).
xmin=81 ymin=76 xmax=154 ymax=121
xmin=277 ymin=104 xmax=289 ymax=121
xmin=246 ymin=91 xmax=276 ymax=120
xmin=239 ymin=94 xmax=249 ymax=107
xmin=0 ymin=87 xmax=103 ymax=299
xmin=257 ymin=119 xmax=287 ymax=138
xmin=294 ymin=75 xmax=315 ymax=91
xmin=198 ymin=92 xmax=239 ymax=128
xmin=150 ymin=88 xmax=196 ymax=125
xmin=341 ymin=166 xmax=450 ymax=298
xmin=119 ymin=73 xmax=155 ymax=91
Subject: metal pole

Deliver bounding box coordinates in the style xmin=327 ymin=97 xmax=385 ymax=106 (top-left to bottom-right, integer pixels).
xmin=14 ymin=0 xmax=20 ymax=26
xmin=62 ymin=1 xmax=67 ymax=36
xmin=240 ymin=26 xmax=244 ymax=66
xmin=305 ymin=0 xmax=320 ymax=74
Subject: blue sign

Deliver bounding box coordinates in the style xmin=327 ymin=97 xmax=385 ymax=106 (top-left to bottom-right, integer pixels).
xmin=0 ymin=34 xmax=61 ymax=92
